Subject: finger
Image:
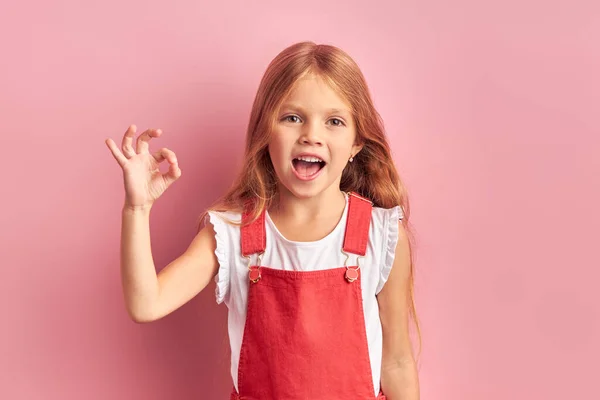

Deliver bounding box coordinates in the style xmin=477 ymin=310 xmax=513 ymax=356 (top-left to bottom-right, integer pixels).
xmin=105 ymin=138 xmax=128 ymax=167
xmin=164 ymin=161 xmax=182 ymax=186
xmin=121 ymin=125 xmax=137 ymax=158
xmin=152 ymin=147 xmax=177 ymax=165
xmin=137 ymin=128 xmax=162 ymax=154
xmin=152 ymin=148 xmax=180 ymax=185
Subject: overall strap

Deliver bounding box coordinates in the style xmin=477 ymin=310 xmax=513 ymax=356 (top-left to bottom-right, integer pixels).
xmin=342 ymin=192 xmax=373 ymax=256
xmin=240 ymin=209 xmax=266 ymax=257
xmin=240 ymin=192 xmax=373 ymax=257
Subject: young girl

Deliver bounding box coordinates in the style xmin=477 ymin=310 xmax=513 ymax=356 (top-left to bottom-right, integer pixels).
xmin=105 ymin=41 xmax=420 ymax=400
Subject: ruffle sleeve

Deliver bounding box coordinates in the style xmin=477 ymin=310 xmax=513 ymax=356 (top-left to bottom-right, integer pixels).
xmin=205 ymin=211 xmax=230 ymax=304
xmin=376 ymin=205 xmax=404 ymax=295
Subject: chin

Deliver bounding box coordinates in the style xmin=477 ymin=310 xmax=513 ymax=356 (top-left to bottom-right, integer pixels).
xmin=279 ymin=175 xmax=336 ymax=200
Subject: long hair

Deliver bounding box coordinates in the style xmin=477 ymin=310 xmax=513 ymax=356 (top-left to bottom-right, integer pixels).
xmin=199 ymin=41 xmax=421 ymax=356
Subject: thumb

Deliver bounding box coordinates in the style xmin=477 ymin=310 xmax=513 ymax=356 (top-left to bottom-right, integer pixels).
xmin=163 ymin=161 xmax=181 ymax=186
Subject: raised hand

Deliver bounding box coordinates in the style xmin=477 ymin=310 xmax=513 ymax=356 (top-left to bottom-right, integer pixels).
xmin=105 ymin=125 xmax=181 ymax=210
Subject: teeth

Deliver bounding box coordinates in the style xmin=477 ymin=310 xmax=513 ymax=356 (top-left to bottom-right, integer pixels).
xmin=295 ymin=156 xmax=323 ymax=163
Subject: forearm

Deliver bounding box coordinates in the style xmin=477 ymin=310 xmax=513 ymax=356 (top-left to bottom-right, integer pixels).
xmin=380 ymin=359 xmax=420 ymax=400
xmin=120 ymin=205 xmax=159 ymax=322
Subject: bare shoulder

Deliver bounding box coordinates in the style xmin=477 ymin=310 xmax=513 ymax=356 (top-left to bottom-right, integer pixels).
xmin=185 ymin=217 xmax=218 ymax=260
xmin=184 ymin=209 xmax=240 ymax=260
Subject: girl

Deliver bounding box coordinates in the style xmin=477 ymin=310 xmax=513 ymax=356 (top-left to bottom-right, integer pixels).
xmin=105 ymin=41 xmax=420 ymax=400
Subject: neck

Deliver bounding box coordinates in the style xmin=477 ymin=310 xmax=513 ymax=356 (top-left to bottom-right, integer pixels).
xmin=269 ymin=185 xmax=347 ymax=222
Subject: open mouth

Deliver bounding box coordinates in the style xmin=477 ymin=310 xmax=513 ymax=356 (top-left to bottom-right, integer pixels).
xmin=292 ymin=156 xmax=326 ymax=180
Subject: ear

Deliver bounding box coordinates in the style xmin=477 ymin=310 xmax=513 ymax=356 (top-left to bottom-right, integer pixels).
xmin=351 ymin=142 xmax=364 ymax=158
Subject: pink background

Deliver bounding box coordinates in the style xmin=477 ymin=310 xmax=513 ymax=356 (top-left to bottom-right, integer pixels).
xmin=1 ymin=0 xmax=598 ymax=399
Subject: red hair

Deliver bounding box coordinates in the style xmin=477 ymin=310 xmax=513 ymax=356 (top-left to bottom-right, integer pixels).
xmin=199 ymin=41 xmax=421 ymax=354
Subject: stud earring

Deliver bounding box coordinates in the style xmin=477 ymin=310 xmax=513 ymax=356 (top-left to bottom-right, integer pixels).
xmin=349 ymin=156 xmax=354 ymax=162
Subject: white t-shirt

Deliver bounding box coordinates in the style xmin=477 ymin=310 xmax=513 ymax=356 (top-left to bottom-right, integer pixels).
xmin=205 ymin=193 xmax=403 ymax=396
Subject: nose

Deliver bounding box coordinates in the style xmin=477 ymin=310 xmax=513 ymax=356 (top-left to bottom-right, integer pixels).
xmin=299 ymin=121 xmax=323 ymax=146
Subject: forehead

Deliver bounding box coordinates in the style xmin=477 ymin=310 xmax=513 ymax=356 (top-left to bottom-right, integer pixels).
xmin=279 ymin=73 xmax=352 ymax=115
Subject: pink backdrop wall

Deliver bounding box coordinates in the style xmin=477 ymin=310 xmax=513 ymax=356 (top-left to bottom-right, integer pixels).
xmin=1 ymin=0 xmax=598 ymax=399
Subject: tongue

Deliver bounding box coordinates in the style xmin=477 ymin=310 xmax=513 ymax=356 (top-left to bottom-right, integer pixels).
xmin=295 ymin=160 xmax=321 ymax=177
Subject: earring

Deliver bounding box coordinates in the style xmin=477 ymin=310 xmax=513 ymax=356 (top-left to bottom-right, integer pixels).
xmin=349 ymin=156 xmax=354 ymax=162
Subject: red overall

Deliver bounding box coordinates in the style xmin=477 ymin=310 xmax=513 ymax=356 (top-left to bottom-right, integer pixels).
xmin=230 ymin=192 xmax=387 ymax=400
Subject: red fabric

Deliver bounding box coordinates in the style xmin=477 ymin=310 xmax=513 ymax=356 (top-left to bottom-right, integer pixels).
xmin=230 ymin=390 xmax=386 ymax=400
xmin=342 ymin=192 xmax=373 ymax=256
xmin=230 ymin=390 xmax=386 ymax=399
xmin=229 ymin=388 xmax=387 ymax=400
xmin=241 ymin=209 xmax=266 ymax=256
xmin=231 ymin=192 xmax=385 ymax=399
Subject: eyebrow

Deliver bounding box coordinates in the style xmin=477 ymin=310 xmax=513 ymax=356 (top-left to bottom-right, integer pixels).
xmin=279 ymin=103 xmax=351 ymax=116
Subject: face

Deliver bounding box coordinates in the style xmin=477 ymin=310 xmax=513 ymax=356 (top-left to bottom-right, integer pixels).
xmin=268 ymin=73 xmax=362 ymax=199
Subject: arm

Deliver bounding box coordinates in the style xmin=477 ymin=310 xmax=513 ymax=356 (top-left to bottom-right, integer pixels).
xmin=121 ymin=205 xmax=219 ymax=323
xmin=106 ymin=126 xmax=220 ymax=323
xmin=377 ymin=221 xmax=420 ymax=399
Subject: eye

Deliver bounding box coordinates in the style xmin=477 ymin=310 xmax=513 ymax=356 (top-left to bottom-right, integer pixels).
xmin=283 ymin=115 xmax=301 ymax=123
xmin=328 ymin=118 xmax=345 ymax=127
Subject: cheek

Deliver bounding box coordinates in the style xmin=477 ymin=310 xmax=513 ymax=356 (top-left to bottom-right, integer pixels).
xmin=331 ymin=141 xmax=353 ymax=165
xmin=267 ymin=135 xmax=287 ymax=166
